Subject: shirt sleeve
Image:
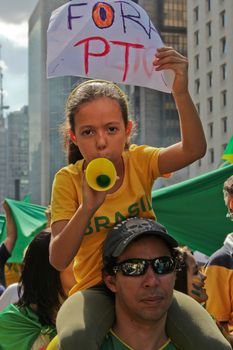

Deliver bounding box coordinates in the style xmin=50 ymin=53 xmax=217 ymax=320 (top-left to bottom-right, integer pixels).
xmin=51 ymin=168 xmax=80 ymax=224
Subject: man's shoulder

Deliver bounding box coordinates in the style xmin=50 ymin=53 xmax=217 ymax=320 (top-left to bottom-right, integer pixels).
xmin=207 ymin=246 xmax=233 ymax=269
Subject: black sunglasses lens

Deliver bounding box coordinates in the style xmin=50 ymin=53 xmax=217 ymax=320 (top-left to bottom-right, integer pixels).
xmin=153 ymin=257 xmax=175 ymax=274
xmin=121 ymin=260 xmax=145 ymax=276
xmin=115 ymin=257 xmax=176 ymax=276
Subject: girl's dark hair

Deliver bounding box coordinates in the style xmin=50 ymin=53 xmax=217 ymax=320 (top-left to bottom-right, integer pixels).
xmin=61 ymin=79 xmax=130 ymax=164
xmin=16 ymin=231 xmax=66 ymax=326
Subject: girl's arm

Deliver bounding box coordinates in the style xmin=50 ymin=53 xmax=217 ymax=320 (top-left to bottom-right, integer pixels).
xmin=2 ymin=201 xmax=17 ymax=254
xmin=153 ymin=47 xmax=207 ymax=175
xmin=50 ymin=176 xmax=107 ymax=271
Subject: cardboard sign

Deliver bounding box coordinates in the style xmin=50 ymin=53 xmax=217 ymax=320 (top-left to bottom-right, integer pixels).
xmin=47 ymin=0 xmax=174 ymax=92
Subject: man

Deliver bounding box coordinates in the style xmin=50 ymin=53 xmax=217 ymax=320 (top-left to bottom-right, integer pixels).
xmin=101 ymin=217 xmax=230 ymax=350
xmin=205 ymin=175 xmax=233 ymax=347
xmin=0 ymin=201 xmax=17 ymax=294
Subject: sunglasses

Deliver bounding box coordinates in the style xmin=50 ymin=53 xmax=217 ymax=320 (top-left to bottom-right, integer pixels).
xmin=113 ymin=256 xmax=177 ymax=276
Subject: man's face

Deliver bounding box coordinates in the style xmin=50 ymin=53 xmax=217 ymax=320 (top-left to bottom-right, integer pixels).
xmin=105 ymin=237 xmax=176 ymax=326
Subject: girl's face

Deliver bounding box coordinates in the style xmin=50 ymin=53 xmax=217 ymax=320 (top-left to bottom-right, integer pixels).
xmin=186 ymin=253 xmax=208 ymax=304
xmin=73 ymin=97 xmax=131 ymax=166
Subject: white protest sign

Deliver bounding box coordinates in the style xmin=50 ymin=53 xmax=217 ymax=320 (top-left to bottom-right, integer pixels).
xmin=47 ymin=0 xmax=174 ymax=92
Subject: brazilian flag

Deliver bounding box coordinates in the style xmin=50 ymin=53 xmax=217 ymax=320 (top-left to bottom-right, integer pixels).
xmin=222 ymin=135 xmax=233 ymax=164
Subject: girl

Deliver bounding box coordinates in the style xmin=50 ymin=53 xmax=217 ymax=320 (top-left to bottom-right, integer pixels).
xmin=175 ymin=246 xmax=208 ymax=304
xmin=0 ymin=231 xmax=66 ymax=350
xmin=50 ymin=48 xmax=226 ymax=349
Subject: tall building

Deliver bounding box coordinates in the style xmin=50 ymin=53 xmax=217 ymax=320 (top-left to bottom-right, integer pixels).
xmin=29 ymin=0 xmax=80 ymax=205
xmin=129 ymin=0 xmax=188 ymax=186
xmin=0 ymin=124 xmax=7 ymax=204
xmin=0 ymin=45 xmax=9 ymax=205
xmin=188 ymin=0 xmax=233 ymax=177
xmin=6 ymin=106 xmax=29 ymax=200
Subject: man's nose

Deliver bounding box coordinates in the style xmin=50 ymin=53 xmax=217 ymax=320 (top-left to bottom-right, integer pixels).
xmin=143 ymin=265 xmax=160 ymax=287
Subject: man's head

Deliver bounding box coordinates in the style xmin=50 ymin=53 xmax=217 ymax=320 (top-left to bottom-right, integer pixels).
xmin=223 ymin=175 xmax=233 ymax=220
xmin=103 ymin=217 xmax=179 ymax=326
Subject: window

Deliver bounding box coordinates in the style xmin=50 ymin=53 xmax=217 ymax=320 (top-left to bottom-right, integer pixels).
xmin=220 ymin=37 xmax=226 ymax=54
xmin=206 ymin=21 xmax=212 ymax=36
xmin=221 ymin=63 xmax=226 ymax=80
xmin=194 ymin=30 xmax=199 ymax=45
xmin=220 ymin=10 xmax=225 ymax=28
xmin=207 ymin=72 xmax=212 ymax=87
xmin=196 ymin=103 xmax=200 ymax=113
xmin=206 ymin=0 xmax=211 ymax=12
xmin=208 ymin=97 xmax=213 ymax=112
xmin=195 ymin=54 xmax=199 ymax=70
xmin=209 ymin=148 xmax=214 ymax=164
xmin=194 ymin=7 xmax=199 ymax=21
xmin=195 ymin=79 xmax=200 ymax=93
xmin=221 ymin=90 xmax=227 ymax=106
xmin=208 ymin=122 xmax=213 ymax=138
xmin=221 ymin=116 xmax=227 ymax=133
xmin=207 ymin=46 xmax=212 ymax=62
xmin=198 ymin=159 xmax=202 ymax=167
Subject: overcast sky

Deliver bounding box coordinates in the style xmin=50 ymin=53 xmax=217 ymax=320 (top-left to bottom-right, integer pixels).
xmin=0 ymin=0 xmax=38 ymax=113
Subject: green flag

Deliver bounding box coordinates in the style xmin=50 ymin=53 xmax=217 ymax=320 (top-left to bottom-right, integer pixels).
xmin=152 ymin=164 xmax=233 ymax=256
xmin=222 ymin=135 xmax=233 ymax=163
xmin=0 ymin=199 xmax=47 ymax=263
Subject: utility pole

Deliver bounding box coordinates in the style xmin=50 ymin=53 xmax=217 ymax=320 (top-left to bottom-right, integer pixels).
xmin=0 ymin=44 xmax=9 ymax=127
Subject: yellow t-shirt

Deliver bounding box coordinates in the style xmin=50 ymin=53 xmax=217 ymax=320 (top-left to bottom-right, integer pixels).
xmin=205 ymin=264 xmax=233 ymax=333
xmin=51 ymin=144 xmax=161 ymax=293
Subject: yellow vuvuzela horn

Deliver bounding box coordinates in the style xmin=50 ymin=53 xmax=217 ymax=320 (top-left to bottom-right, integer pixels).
xmin=85 ymin=158 xmax=117 ymax=191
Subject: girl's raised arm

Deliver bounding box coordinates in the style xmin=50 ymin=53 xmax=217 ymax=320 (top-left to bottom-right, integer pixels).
xmin=153 ymin=47 xmax=206 ymax=175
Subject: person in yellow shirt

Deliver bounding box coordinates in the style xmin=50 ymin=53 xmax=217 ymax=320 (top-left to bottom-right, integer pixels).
xmin=50 ymin=48 xmax=217 ymax=350
xmin=205 ymin=175 xmax=233 ymax=347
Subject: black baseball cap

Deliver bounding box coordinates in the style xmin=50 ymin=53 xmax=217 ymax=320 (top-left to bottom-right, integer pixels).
xmin=103 ymin=217 xmax=178 ymax=259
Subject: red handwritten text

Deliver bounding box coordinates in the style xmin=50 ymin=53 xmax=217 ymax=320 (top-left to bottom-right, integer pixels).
xmin=74 ymin=36 xmax=144 ymax=81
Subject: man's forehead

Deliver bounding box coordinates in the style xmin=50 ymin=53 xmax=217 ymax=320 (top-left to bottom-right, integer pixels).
xmin=119 ymin=235 xmax=171 ymax=257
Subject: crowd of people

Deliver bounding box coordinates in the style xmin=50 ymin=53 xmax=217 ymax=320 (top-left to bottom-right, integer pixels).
xmin=0 ymin=46 xmax=232 ymax=350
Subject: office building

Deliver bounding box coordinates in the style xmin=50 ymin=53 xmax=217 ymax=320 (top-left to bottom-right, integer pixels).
xmin=188 ymin=0 xmax=233 ymax=177
xmin=29 ymin=0 xmax=80 ymax=204
xmin=6 ymin=106 xmax=29 ymax=200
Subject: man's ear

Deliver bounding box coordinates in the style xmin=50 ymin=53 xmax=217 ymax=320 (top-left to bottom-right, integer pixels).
xmin=104 ymin=275 xmax=117 ymax=293
xmin=126 ymin=120 xmax=133 ymax=137
xmin=68 ymin=129 xmax=77 ymax=143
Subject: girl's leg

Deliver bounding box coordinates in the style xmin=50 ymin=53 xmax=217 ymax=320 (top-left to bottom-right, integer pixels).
xmin=56 ymin=285 xmax=114 ymax=350
xmin=167 ymin=291 xmax=231 ymax=349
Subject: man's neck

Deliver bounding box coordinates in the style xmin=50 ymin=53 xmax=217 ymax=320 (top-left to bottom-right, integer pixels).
xmin=112 ymin=314 xmax=169 ymax=350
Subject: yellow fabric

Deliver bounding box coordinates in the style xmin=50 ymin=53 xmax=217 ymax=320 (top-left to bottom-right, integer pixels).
xmin=51 ymin=144 xmax=161 ymax=293
xmin=205 ymin=265 xmax=233 ymax=333
xmin=5 ymin=263 xmax=22 ymax=286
